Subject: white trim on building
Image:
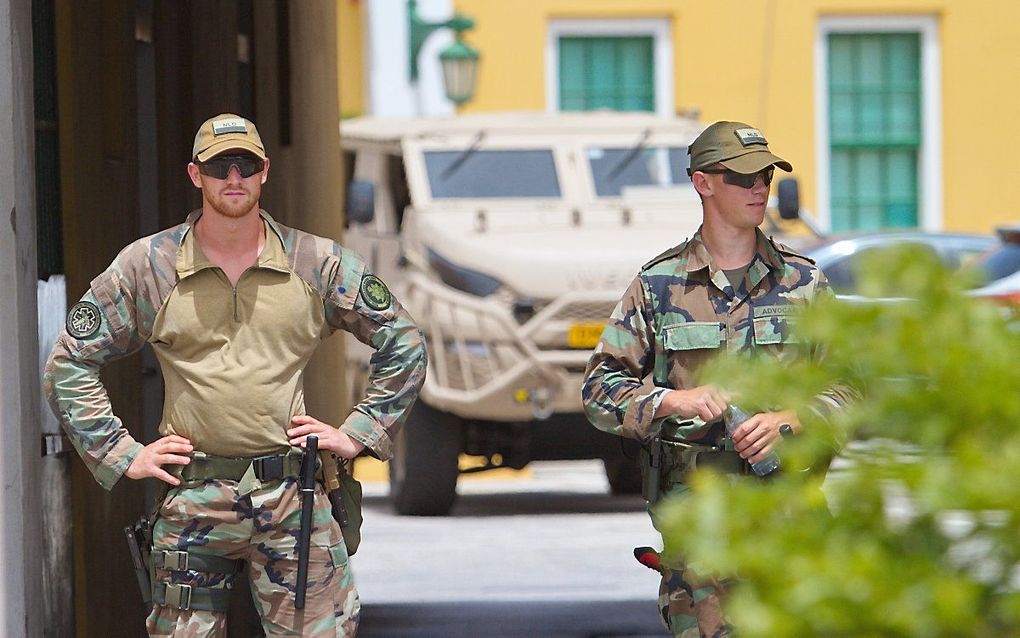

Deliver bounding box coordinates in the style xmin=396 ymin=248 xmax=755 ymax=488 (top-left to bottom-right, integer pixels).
xmin=814 ymin=16 xmax=942 ymax=231
xmin=365 ymin=0 xmax=455 ymax=117
xmin=545 ymin=18 xmax=674 ymax=116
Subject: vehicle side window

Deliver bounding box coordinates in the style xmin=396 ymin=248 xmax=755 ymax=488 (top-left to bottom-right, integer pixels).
xmin=342 ymin=149 xmax=356 ymax=195
xmin=387 ymin=154 xmax=411 ymax=230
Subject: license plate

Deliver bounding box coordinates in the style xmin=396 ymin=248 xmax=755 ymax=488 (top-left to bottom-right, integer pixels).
xmin=567 ymin=323 xmax=605 ymax=349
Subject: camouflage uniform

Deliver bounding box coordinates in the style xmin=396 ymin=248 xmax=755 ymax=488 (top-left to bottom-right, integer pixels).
xmin=44 ymin=210 xmax=427 ymax=636
xmin=582 ymin=228 xmax=854 ymax=637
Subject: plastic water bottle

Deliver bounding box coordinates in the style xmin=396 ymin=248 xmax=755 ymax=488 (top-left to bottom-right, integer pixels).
xmin=724 ymin=405 xmax=780 ymax=477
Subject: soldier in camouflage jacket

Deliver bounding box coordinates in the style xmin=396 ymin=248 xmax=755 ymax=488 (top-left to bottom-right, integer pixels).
xmin=582 ymin=121 xmax=855 ymax=637
xmin=44 ymin=114 xmax=426 ymax=637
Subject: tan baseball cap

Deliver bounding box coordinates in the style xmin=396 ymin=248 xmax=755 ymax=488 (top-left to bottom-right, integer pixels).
xmin=687 ymin=120 xmax=792 ymax=175
xmin=192 ymin=113 xmax=266 ymax=162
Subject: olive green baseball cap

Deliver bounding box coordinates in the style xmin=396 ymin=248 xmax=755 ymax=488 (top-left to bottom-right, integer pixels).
xmin=192 ymin=113 xmax=266 ymax=162
xmin=687 ymin=120 xmax=792 ymax=175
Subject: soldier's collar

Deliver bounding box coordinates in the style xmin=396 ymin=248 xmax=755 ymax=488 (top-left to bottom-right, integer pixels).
xmin=684 ymin=227 xmax=786 ymax=274
xmin=756 ymin=229 xmax=788 ymax=271
xmin=177 ymin=209 xmax=288 ymax=277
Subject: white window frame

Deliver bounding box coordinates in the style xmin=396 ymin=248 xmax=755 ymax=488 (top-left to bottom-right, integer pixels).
xmin=815 ymin=16 xmax=942 ymax=231
xmin=546 ymin=18 xmax=674 ymax=116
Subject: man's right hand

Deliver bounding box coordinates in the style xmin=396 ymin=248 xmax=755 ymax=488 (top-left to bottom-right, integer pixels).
xmin=658 ymin=386 xmax=731 ymax=422
xmin=124 ymin=434 xmax=193 ymax=485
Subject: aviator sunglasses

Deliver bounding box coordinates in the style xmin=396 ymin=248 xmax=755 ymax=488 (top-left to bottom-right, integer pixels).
xmin=699 ymin=166 xmax=774 ymax=189
xmin=196 ymin=154 xmax=265 ymax=180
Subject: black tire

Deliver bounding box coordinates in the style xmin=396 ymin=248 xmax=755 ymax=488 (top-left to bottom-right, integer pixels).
xmin=603 ymin=439 xmax=643 ymax=495
xmin=389 ymin=401 xmax=462 ymax=516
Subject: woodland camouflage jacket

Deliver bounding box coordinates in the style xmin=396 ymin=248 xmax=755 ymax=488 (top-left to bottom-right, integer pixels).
xmin=582 ymin=227 xmax=855 ymax=445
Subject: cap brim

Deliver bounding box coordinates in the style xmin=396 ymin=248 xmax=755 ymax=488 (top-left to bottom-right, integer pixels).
xmin=195 ymin=139 xmax=266 ymax=162
xmin=721 ymin=151 xmax=792 ymax=174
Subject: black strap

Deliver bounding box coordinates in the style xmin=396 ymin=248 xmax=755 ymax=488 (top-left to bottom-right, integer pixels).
xmin=153 ymin=549 xmax=244 ymax=574
xmin=177 ymin=451 xmax=303 ymax=482
xmin=153 ymin=582 xmax=232 ymax=612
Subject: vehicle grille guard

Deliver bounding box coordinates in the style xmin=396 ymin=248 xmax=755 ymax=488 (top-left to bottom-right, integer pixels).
xmin=401 ymin=271 xmax=619 ymax=418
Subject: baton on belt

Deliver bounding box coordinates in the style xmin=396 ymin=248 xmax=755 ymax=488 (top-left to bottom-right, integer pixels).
xmin=295 ymin=435 xmax=318 ymax=609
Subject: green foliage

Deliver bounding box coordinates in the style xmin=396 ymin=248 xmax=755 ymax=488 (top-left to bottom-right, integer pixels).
xmin=656 ymin=247 xmax=1020 ymax=636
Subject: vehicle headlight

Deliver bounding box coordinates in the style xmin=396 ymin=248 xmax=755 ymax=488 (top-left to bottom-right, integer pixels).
xmin=427 ymin=248 xmax=503 ymax=297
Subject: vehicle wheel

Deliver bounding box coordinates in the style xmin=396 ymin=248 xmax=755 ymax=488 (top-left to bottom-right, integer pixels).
xmin=389 ymin=401 xmax=462 ymax=516
xmin=603 ymin=440 xmax=643 ymax=495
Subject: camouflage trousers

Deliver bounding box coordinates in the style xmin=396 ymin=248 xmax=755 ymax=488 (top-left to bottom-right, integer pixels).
xmin=146 ymin=477 xmax=359 ymax=637
xmin=657 ymin=561 xmax=731 ymax=638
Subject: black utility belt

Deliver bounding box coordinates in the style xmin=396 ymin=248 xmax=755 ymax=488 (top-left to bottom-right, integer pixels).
xmin=174 ymin=450 xmax=305 ymax=483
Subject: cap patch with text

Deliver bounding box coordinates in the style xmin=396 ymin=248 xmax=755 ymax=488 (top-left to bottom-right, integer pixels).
xmin=211 ymin=118 xmax=248 ymax=136
xmin=734 ymin=128 xmax=767 ymax=147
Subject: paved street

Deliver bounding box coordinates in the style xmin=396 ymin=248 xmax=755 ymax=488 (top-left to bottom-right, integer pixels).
xmin=350 ymin=460 xmax=669 ymax=637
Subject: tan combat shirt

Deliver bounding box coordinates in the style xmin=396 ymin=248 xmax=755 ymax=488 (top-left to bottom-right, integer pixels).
xmin=153 ymin=221 xmax=327 ymax=456
xmin=45 ymin=211 xmax=427 ymax=489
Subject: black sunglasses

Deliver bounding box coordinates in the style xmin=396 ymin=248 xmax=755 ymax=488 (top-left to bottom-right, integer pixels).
xmin=699 ymin=166 xmax=775 ymax=189
xmin=196 ymin=154 xmax=265 ymax=179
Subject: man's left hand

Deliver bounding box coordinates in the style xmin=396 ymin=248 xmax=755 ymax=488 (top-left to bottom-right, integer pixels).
xmin=288 ymin=415 xmax=367 ymax=459
xmin=729 ymin=410 xmax=800 ymax=465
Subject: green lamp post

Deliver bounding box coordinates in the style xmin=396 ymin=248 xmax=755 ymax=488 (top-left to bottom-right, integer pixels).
xmin=408 ymin=0 xmax=480 ymax=105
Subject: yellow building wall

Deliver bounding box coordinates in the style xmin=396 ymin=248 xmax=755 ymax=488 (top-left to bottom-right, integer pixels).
xmin=455 ymin=0 xmax=1020 ymax=234
xmin=338 ymin=0 xmax=365 ymax=118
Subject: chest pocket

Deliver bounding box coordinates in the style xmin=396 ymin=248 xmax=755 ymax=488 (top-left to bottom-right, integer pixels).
xmin=751 ymin=316 xmax=798 ymax=345
xmin=664 ymin=321 xmax=725 ymax=350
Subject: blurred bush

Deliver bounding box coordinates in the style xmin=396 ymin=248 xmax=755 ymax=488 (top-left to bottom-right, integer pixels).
xmin=656 ymin=247 xmax=1020 ymax=637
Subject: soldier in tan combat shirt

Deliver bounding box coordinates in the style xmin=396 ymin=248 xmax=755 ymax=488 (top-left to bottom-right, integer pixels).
xmin=582 ymin=121 xmax=856 ymax=637
xmin=45 ymin=114 xmax=427 ymax=637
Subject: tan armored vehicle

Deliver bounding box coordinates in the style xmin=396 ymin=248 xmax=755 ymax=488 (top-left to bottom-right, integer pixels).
xmin=340 ymin=111 xmax=808 ymax=515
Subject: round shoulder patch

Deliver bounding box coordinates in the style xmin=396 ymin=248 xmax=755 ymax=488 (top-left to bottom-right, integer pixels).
xmin=67 ymin=301 xmax=102 ymax=339
xmin=359 ymin=274 xmax=392 ymax=311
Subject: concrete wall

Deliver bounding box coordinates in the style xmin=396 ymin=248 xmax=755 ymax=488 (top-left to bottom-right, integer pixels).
xmin=0 ymin=0 xmax=45 ymax=635
xmin=364 ymin=0 xmax=456 ymax=116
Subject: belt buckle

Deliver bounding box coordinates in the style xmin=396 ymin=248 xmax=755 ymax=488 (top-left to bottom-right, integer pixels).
xmin=165 ymin=583 xmax=192 ymax=610
xmin=162 ymin=550 xmax=189 ymax=571
xmin=253 ymin=455 xmax=284 ymax=482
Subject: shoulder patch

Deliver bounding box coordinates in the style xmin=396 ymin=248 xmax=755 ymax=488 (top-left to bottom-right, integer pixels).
xmin=641 ymin=241 xmax=689 ymax=272
xmin=67 ymin=301 xmax=102 ymax=339
xmin=359 ymin=274 xmax=392 ymax=311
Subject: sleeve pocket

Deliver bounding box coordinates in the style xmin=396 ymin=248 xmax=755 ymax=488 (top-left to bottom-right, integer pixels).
xmin=664 ymin=322 xmax=724 ymax=350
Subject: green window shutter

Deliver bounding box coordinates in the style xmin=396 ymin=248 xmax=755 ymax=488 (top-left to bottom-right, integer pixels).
xmin=559 ymin=36 xmax=654 ymax=112
xmin=828 ymin=33 xmax=920 ymax=231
